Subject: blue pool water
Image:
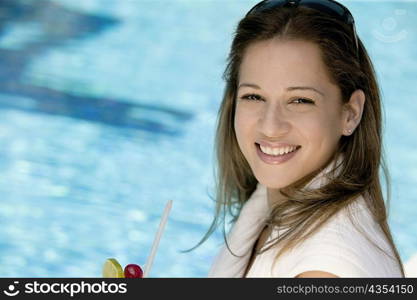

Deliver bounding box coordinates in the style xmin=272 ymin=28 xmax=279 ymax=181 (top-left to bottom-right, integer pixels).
xmin=0 ymin=0 xmax=416 ymax=277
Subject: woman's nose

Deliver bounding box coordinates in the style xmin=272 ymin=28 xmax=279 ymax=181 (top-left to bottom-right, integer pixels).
xmin=258 ymin=104 xmax=291 ymax=138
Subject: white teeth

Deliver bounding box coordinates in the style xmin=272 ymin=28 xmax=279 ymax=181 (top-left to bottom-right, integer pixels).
xmin=260 ymin=145 xmax=297 ymax=156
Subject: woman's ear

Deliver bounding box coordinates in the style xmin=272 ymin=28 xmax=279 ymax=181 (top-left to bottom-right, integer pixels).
xmin=342 ymin=89 xmax=366 ymax=136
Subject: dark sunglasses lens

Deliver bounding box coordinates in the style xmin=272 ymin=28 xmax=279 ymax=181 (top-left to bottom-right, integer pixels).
xmin=300 ymin=0 xmax=351 ymax=23
xmin=247 ymin=0 xmax=353 ymax=25
xmin=246 ymin=0 xmax=286 ymax=16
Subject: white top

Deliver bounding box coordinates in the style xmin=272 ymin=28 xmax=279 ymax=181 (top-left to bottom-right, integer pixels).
xmin=207 ymin=156 xmax=403 ymax=278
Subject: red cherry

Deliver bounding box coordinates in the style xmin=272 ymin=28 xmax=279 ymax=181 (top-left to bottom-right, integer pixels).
xmin=124 ymin=264 xmax=143 ymax=278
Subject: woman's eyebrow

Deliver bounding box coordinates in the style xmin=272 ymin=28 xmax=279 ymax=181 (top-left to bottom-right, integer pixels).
xmin=238 ymin=83 xmax=324 ymax=96
xmin=238 ymin=83 xmax=261 ymax=89
xmin=287 ymin=86 xmax=325 ymax=96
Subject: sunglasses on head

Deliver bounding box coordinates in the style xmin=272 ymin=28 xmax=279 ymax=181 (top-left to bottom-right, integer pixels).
xmin=246 ymin=0 xmax=359 ymax=57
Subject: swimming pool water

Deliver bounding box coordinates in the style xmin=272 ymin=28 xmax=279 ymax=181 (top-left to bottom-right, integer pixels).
xmin=0 ymin=0 xmax=416 ymax=277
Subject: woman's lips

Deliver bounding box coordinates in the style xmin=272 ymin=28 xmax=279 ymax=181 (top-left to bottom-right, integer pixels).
xmin=255 ymin=143 xmax=301 ymax=165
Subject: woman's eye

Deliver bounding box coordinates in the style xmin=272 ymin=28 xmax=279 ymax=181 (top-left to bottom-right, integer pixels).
xmin=240 ymin=94 xmax=263 ymax=101
xmin=291 ymin=98 xmax=314 ymax=104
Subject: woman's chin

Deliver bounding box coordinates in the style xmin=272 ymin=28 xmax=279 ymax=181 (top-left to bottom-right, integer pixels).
xmin=256 ymin=177 xmax=293 ymax=190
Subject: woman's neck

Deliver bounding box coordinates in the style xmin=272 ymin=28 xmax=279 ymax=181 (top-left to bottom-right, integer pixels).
xmin=267 ymin=188 xmax=287 ymax=209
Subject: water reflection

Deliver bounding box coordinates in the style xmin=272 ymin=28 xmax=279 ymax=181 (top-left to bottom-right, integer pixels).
xmin=0 ymin=0 xmax=192 ymax=135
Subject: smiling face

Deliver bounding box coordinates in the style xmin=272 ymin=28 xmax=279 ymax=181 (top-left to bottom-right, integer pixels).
xmin=234 ymin=38 xmax=348 ymax=195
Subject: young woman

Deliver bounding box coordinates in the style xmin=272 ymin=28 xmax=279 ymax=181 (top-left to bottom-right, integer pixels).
xmin=193 ymin=0 xmax=404 ymax=277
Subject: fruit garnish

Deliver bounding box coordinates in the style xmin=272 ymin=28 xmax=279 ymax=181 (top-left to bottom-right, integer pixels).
xmin=102 ymin=258 xmax=125 ymax=278
xmin=124 ymin=264 xmax=144 ymax=278
xmin=101 ymin=200 xmax=173 ymax=278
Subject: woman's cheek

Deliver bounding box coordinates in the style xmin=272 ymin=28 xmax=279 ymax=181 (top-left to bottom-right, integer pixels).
xmin=234 ymin=110 xmax=253 ymax=155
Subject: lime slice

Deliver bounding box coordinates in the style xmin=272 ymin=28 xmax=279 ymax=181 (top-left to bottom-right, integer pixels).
xmin=102 ymin=258 xmax=124 ymax=278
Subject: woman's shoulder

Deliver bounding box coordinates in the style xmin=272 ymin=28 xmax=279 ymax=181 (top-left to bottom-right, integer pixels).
xmin=272 ymin=195 xmax=402 ymax=277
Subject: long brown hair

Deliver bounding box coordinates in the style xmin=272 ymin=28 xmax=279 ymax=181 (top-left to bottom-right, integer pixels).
xmin=184 ymin=4 xmax=404 ymax=276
